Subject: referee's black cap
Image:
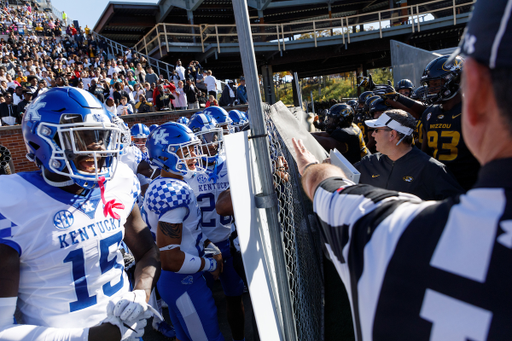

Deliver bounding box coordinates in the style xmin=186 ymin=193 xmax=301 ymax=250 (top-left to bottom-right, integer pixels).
xmin=449 ymin=0 xmax=512 ymax=69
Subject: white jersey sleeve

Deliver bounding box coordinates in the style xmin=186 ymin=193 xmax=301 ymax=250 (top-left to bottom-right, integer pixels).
xmin=142 ymin=177 xmax=205 ymax=256
xmin=0 ymin=162 xmax=140 ymax=330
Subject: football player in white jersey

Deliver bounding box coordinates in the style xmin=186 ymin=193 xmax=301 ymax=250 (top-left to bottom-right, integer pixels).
xmin=187 ymin=114 xmax=246 ymax=341
xmin=0 ymin=87 xmax=160 ymax=341
xmin=113 ymin=117 xmax=173 ymax=337
xmin=143 ymin=122 xmax=224 ymax=341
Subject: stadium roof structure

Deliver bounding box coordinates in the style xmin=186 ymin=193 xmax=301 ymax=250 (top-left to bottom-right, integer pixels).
xmin=94 ymin=0 xmax=440 ymax=46
xmin=94 ymin=0 xmax=472 ymax=79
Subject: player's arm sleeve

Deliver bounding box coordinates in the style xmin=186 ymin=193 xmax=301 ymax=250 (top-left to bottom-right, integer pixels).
xmin=0 ymin=324 xmax=88 ymax=341
xmin=313 ymin=178 xmax=425 ymax=270
xmin=159 ymin=206 xmax=187 ymax=224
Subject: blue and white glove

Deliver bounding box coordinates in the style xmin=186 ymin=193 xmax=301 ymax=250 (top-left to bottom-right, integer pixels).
xmin=107 ymin=290 xmax=163 ymax=321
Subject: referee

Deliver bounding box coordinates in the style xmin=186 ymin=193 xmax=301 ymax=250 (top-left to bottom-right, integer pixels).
xmin=292 ymin=0 xmax=512 ymax=339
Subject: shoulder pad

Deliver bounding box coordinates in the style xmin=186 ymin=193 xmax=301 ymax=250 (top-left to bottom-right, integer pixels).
xmin=0 ymin=175 xmax=28 ymax=209
xmin=145 ymin=179 xmax=192 ymax=215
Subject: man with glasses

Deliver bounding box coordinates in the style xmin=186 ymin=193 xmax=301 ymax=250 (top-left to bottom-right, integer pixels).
xmin=0 ymin=93 xmax=19 ymax=125
xmin=355 ymin=109 xmax=463 ymax=200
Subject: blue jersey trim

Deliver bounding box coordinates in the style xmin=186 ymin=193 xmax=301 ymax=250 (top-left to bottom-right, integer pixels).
xmin=17 ymin=171 xmax=103 ymax=218
xmin=0 ymin=239 xmax=22 ymax=256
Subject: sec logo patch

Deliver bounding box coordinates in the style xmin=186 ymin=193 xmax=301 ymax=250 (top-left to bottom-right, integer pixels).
xmin=197 ymin=173 xmax=209 ymax=184
xmin=403 ymin=176 xmax=414 ymax=183
xmin=53 ymin=210 xmax=74 ymax=230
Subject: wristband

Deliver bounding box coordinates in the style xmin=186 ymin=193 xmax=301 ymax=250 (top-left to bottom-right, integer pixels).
xmin=302 ymin=161 xmax=319 ymax=174
xmin=203 ymin=257 xmax=217 ymax=272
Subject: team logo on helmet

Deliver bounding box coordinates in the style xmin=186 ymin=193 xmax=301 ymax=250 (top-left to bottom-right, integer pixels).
xmin=53 ymin=210 xmax=74 ymax=230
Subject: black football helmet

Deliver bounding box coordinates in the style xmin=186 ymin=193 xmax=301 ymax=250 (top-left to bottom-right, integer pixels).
xmin=325 ymin=103 xmax=354 ymax=133
xmin=396 ymin=79 xmax=415 ymax=97
xmin=358 ymin=91 xmax=374 ymax=105
xmin=347 ymin=99 xmax=358 ymax=111
xmin=364 ymin=95 xmax=381 ymax=114
xmin=411 ymin=86 xmax=428 ymax=103
xmin=369 ymin=97 xmax=389 ymax=116
xmin=396 ymin=79 xmax=415 ymax=90
xmin=421 ymin=55 xmax=463 ymax=105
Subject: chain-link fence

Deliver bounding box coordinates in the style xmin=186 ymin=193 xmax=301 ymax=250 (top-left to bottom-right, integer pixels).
xmin=263 ymin=104 xmax=325 ymax=341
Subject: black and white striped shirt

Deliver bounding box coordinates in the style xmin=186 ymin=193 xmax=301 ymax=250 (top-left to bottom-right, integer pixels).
xmin=314 ymin=158 xmax=512 ymax=340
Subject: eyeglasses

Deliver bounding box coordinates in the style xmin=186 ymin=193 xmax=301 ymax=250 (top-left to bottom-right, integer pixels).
xmin=373 ymin=127 xmax=391 ymax=133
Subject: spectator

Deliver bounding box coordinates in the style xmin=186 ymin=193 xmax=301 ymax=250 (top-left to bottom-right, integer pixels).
xmin=116 ymin=95 xmax=133 ymax=116
xmin=16 ymin=88 xmax=32 ymax=115
xmin=219 ymin=81 xmax=236 ymax=107
xmin=145 ymin=67 xmax=158 ymax=85
xmin=105 ymin=96 xmax=116 ymax=115
xmin=135 ymin=63 xmax=146 ymax=83
xmin=153 ymin=83 xmax=172 ymax=111
xmin=135 ymin=94 xmax=153 ymax=113
xmin=205 ymin=94 xmax=218 ymax=108
xmin=203 ymin=70 xmax=217 ymax=97
xmin=184 ymin=78 xmax=200 ymax=109
xmin=171 ymin=80 xmax=185 ymax=110
xmin=0 ymin=93 xmax=19 ymax=125
xmin=237 ymin=76 xmax=247 ymax=104
xmin=175 ymin=59 xmax=185 ymax=80
xmin=198 ymin=91 xmax=207 ymax=107
xmin=12 ymin=86 xmax=23 ymax=106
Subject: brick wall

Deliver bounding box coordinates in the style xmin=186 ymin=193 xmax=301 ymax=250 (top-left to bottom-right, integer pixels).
xmin=0 ymin=105 xmax=248 ymax=173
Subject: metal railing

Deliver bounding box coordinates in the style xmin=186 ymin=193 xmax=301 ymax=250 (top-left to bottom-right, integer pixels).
xmin=134 ymin=0 xmax=474 ymax=56
xmin=92 ymin=31 xmax=175 ymax=79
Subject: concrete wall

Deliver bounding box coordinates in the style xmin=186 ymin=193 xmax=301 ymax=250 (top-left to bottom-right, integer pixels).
xmin=1 ymin=105 xmax=248 ymax=173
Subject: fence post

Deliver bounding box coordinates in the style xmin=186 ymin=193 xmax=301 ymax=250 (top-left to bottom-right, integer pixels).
xmin=341 ymin=18 xmax=345 ymax=44
xmin=313 ymin=21 xmax=317 ymax=47
xmin=163 ymin=24 xmax=169 ymax=53
xmin=233 ymin=1 xmax=298 ymax=340
xmin=346 ymin=16 xmax=351 ymax=43
xmin=453 ymin=0 xmax=457 ymax=25
xmin=378 ymin=11 xmax=382 ymax=38
xmin=215 ymin=24 xmax=220 ymax=53
xmin=411 ymin=6 xmax=415 ymax=33
xmin=417 ymin=5 xmax=421 ymax=32
xmin=281 ymin=24 xmax=286 ymax=51
xmin=276 ymin=24 xmax=280 ymax=51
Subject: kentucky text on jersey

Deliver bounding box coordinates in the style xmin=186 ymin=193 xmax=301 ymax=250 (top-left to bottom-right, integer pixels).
xmin=197 ymin=181 xmax=229 ymax=192
xmin=57 ymin=218 xmax=122 ymax=249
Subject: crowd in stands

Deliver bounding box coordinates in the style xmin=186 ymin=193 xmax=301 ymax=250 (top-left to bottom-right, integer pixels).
xmin=0 ymin=1 xmax=248 ymax=126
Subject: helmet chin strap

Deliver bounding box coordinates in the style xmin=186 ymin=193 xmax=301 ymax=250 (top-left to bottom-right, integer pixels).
xmin=41 ymin=166 xmax=75 ymax=187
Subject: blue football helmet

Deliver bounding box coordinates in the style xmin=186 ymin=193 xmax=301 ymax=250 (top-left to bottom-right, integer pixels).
xmin=202 ymin=106 xmax=234 ymax=134
xmin=131 ymin=123 xmax=150 ymax=153
xmin=111 ymin=116 xmax=131 ymax=152
xmin=146 ymin=122 xmax=206 ymax=178
xmin=188 ymin=113 xmax=223 ymax=163
xmin=149 ymin=124 xmax=159 ymax=133
xmin=228 ymin=110 xmax=249 ymax=132
xmin=177 ymin=116 xmax=189 ymax=125
xmin=22 ymin=87 xmax=122 ymax=189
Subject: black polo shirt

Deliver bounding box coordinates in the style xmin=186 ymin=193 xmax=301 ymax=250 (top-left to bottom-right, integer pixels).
xmin=355 ymin=146 xmax=463 ymax=200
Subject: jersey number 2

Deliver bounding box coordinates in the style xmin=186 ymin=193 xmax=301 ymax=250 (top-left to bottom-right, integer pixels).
xmin=63 ymin=231 xmax=124 ymax=312
xmin=197 ymin=193 xmax=232 ymax=227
